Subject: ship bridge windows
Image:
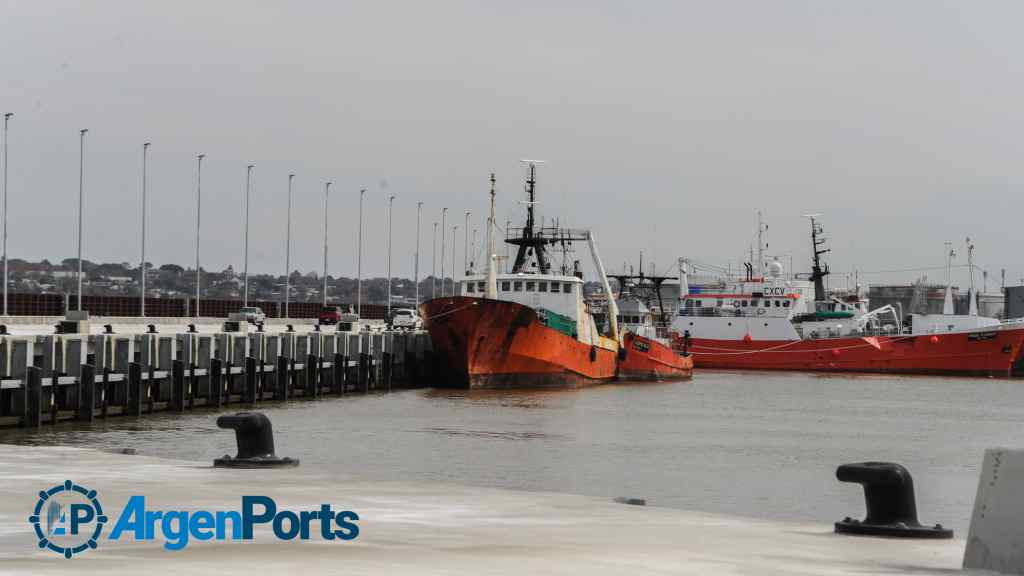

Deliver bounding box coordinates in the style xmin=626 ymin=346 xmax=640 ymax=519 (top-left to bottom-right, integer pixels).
xmin=539 ymin=281 xmax=548 ymax=292
xmin=526 ymin=281 xmax=536 ymax=291
xmin=550 ymin=283 xmax=560 ymax=293
xmin=477 ymin=281 xmax=486 ymax=292
xmin=465 ymin=282 xmax=475 ymax=293
xmin=783 ymin=300 xmax=790 ymax=308
xmin=501 ymin=281 xmax=511 ymax=291
xmin=564 ymin=283 xmax=573 ymax=293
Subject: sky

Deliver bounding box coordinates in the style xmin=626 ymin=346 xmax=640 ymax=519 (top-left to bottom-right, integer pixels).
xmin=1 ymin=0 xmax=1022 ymax=291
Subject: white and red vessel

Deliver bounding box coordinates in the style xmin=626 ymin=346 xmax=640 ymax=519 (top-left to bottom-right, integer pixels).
xmin=669 ymin=217 xmax=1024 ymax=377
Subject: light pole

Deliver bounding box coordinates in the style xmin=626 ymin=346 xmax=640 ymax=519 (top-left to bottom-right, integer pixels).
xmin=323 ymin=182 xmax=331 ymax=306
xmin=440 ymin=207 xmax=447 ymax=296
xmin=76 ymin=129 xmax=88 ymax=312
xmin=464 ymin=211 xmax=470 ymax=276
xmin=387 ymin=195 xmax=395 ymax=320
xmin=451 ymin=225 xmax=458 ymax=295
xmin=415 ymin=201 xmax=422 ymax=306
xmin=357 ymin=188 xmax=365 ymax=315
xmin=194 ymin=154 xmax=204 ymax=318
xmin=243 ymin=164 xmax=253 ymax=307
xmin=284 ymin=174 xmax=294 ymax=318
xmin=140 ymin=141 xmax=150 ymax=317
xmin=431 ymin=221 xmax=437 ymax=298
xmin=2 ymin=112 xmax=12 ymax=317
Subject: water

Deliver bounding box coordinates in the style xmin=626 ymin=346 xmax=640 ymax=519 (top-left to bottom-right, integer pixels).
xmin=3 ymin=371 xmax=1023 ymax=534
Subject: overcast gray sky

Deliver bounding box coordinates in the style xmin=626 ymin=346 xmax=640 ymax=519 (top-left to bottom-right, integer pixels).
xmin=2 ymin=1 xmax=1022 ymax=290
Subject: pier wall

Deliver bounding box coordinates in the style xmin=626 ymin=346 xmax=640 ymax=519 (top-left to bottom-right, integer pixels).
xmin=0 ymin=329 xmax=434 ymax=429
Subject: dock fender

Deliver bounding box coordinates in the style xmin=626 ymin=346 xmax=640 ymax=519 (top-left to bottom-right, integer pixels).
xmin=590 ymin=345 xmax=597 ymax=362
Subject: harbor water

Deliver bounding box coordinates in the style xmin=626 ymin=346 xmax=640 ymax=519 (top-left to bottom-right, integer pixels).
xmin=2 ymin=370 xmax=1022 ymax=535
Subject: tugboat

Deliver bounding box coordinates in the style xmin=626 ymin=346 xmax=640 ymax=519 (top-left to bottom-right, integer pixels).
xmin=669 ymin=216 xmax=1024 ymax=377
xmin=421 ymin=164 xmax=684 ymax=388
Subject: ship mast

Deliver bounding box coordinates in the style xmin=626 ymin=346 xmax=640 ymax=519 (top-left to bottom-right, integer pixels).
xmin=485 ymin=173 xmax=498 ymax=298
xmin=508 ymin=161 xmax=552 ymax=274
xmin=806 ymin=215 xmax=830 ymax=302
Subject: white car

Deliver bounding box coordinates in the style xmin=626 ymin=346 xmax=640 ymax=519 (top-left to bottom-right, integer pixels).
xmin=390 ymin=308 xmax=423 ymax=330
xmin=239 ymin=306 xmax=266 ymax=324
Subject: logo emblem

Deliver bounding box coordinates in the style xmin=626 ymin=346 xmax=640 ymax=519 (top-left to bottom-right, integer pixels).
xmin=29 ymin=480 xmax=107 ymax=558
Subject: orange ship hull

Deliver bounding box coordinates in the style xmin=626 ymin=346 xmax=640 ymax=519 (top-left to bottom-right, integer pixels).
xmin=672 ymin=328 xmax=1024 ymax=377
xmin=618 ymin=332 xmax=694 ymax=381
xmin=420 ymin=297 xmax=618 ymax=389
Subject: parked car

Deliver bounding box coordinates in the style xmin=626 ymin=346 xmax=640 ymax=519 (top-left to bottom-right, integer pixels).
xmin=239 ymin=306 xmax=266 ymax=324
xmin=390 ymin=308 xmax=423 ymax=330
xmin=318 ymin=306 xmax=344 ymax=325
xmin=337 ymin=313 xmax=361 ymax=333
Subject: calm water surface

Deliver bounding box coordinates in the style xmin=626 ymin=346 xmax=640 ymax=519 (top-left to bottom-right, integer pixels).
xmin=3 ymin=370 xmax=1022 ymax=534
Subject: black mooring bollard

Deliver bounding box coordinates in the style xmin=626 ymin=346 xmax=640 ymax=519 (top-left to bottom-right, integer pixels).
xmin=835 ymin=462 xmax=952 ymax=538
xmin=213 ymin=412 xmax=298 ymax=468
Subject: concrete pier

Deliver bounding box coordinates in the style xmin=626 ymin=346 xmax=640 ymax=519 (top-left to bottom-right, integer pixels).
xmin=0 ymin=444 xmax=964 ymax=574
xmin=0 ymin=327 xmax=432 ymax=428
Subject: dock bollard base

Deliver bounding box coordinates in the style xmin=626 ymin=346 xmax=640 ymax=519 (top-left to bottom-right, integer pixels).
xmin=834 ymin=518 xmax=952 ymax=539
xmin=213 ymin=455 xmax=300 ymax=469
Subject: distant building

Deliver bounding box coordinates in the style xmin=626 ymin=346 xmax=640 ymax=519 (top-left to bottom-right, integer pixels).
xmin=869 ymin=284 xmax=1004 ymax=318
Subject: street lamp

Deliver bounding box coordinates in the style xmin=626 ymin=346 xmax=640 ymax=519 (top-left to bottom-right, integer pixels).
xmin=243 ymin=164 xmax=253 ymax=307
xmin=2 ymin=112 xmax=12 ymax=316
xmin=440 ymin=207 xmax=447 ymax=296
xmin=284 ymin=174 xmax=294 ymax=318
xmin=140 ymin=141 xmax=150 ymax=317
xmin=464 ymin=211 xmax=470 ymax=276
xmin=415 ymin=201 xmax=422 ymax=306
xmin=77 ymin=129 xmax=88 ymax=312
xmin=194 ymin=154 xmax=205 ymax=318
xmin=432 ymin=221 xmax=437 ymax=299
xmin=387 ymin=194 xmax=395 ymax=320
xmin=357 ymin=188 xmax=365 ymax=315
xmin=451 ymin=225 xmax=458 ymax=296
xmin=323 ymin=182 xmax=332 ymax=306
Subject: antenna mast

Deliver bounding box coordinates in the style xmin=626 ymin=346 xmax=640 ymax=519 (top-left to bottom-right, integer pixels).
xmin=806 ymin=215 xmax=830 ymax=302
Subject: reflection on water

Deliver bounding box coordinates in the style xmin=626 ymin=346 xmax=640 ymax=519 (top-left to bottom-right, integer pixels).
xmin=3 ymin=370 xmax=1023 ymax=534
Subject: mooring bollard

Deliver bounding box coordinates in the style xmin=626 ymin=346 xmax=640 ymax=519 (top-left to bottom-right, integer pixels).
xmin=213 ymin=412 xmax=298 ymax=468
xmin=77 ymin=364 xmax=95 ymax=422
xmin=835 ymin=461 xmax=952 ymax=538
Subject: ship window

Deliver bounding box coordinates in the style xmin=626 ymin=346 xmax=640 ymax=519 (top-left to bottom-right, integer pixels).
xmin=750 ymin=299 xmax=758 ymax=307
xmin=465 ymin=282 xmax=475 ymax=293
xmin=550 ymin=283 xmax=560 ymax=293
xmin=477 ymin=281 xmax=486 ymax=292
xmin=526 ymin=281 xmax=535 ymax=291
xmin=774 ymin=300 xmax=780 ymax=307
xmin=539 ymin=281 xmax=548 ymax=292
xmin=742 ymin=300 xmax=748 ymax=307
xmin=695 ymin=300 xmax=703 ymax=308
xmin=563 ymin=283 xmax=572 ymax=293
xmin=501 ymin=281 xmax=510 ymax=291
xmin=513 ymin=281 xmax=523 ymax=292
xmin=783 ymin=301 xmax=790 ymax=308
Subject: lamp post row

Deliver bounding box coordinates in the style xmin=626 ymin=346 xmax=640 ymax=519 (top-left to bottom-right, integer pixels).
xmin=0 ymin=124 xmax=449 ymax=320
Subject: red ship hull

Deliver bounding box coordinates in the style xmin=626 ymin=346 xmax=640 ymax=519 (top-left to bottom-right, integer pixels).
xmin=421 ymin=297 xmax=618 ymax=389
xmin=619 ymin=332 xmax=694 ymax=381
xmin=672 ymin=329 xmax=1024 ymax=377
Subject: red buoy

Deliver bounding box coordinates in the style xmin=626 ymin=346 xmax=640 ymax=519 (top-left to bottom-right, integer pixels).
xmin=831 ymin=348 xmax=841 ymax=357
xmin=743 ymin=333 xmax=753 ymax=343
xmin=929 ymin=335 xmax=939 ymax=344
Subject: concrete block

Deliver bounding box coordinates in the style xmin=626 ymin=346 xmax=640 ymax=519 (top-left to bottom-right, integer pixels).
xmin=964 ymin=448 xmax=1024 ymax=574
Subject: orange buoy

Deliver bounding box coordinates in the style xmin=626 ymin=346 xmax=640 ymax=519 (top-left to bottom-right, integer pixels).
xmin=743 ymin=333 xmax=753 ymax=343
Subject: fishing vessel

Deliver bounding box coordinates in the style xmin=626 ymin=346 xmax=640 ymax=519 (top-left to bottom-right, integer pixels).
xmin=669 ymin=216 xmax=1024 ymax=377
xmin=421 ymin=164 xmax=690 ymax=388
xmin=609 ymin=268 xmax=693 ymax=381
